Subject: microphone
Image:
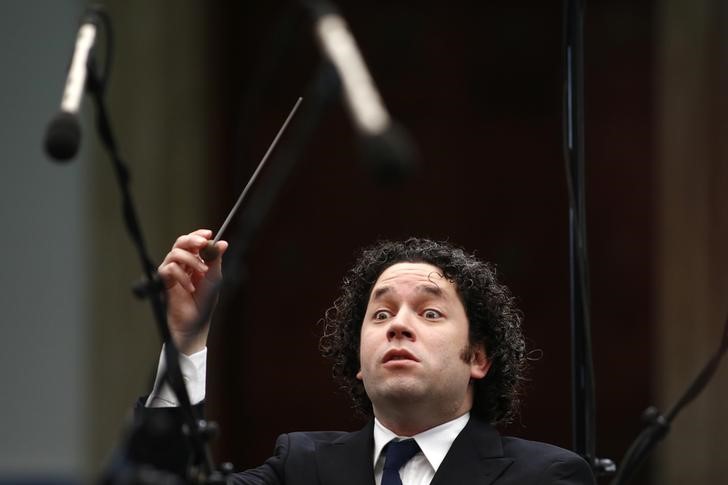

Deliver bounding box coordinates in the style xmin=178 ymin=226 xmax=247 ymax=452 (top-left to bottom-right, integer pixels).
xmin=44 ymin=12 xmax=99 ymax=161
xmin=309 ymin=2 xmax=416 ymax=184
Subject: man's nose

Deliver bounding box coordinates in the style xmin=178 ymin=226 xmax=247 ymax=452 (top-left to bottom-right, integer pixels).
xmin=387 ymin=312 xmax=415 ymax=341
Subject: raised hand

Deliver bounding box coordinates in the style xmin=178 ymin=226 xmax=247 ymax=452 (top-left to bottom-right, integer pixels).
xmin=158 ymin=229 xmax=228 ymax=354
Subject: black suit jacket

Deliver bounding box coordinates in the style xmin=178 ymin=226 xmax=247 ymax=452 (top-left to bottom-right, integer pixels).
xmin=128 ymin=402 xmax=593 ymax=484
xmin=233 ymin=417 xmax=595 ymax=485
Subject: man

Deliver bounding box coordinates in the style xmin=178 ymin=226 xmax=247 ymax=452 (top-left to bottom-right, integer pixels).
xmin=147 ymin=229 xmax=595 ymax=484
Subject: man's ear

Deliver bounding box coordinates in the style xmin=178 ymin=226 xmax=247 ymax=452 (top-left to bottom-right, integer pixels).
xmin=469 ymin=344 xmax=491 ymax=380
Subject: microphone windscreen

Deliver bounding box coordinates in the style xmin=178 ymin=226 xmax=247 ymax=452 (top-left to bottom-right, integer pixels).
xmin=358 ymin=122 xmax=417 ymax=186
xmin=44 ymin=111 xmax=81 ymax=162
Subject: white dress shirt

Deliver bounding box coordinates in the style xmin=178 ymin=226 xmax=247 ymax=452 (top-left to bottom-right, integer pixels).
xmin=372 ymin=413 xmax=470 ymax=485
xmin=145 ymin=345 xmax=207 ymax=407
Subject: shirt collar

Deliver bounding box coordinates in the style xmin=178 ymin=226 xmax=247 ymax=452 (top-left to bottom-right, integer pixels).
xmin=372 ymin=412 xmax=470 ymax=472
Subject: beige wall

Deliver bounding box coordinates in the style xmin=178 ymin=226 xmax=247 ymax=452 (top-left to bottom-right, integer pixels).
xmin=654 ymin=0 xmax=728 ymax=482
xmin=86 ymin=0 xmax=211 ymax=476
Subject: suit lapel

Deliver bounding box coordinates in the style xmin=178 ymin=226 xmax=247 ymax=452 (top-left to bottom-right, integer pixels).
xmin=317 ymin=421 xmax=376 ymax=485
xmin=314 ymin=417 xmax=512 ymax=485
xmin=430 ymin=417 xmax=513 ymax=485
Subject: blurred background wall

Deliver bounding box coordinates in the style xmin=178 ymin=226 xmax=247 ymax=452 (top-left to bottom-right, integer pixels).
xmin=0 ymin=1 xmax=87 ymax=482
xmin=1 ymin=1 xmax=725 ymax=484
xmin=654 ymin=0 xmax=728 ymax=482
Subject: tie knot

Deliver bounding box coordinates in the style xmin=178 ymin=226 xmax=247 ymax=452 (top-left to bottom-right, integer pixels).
xmin=383 ymin=439 xmax=421 ymax=471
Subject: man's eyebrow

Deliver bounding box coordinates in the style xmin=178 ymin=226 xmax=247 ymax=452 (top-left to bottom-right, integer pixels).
xmin=370 ymin=284 xmax=445 ymax=301
xmin=371 ymin=286 xmax=392 ymax=301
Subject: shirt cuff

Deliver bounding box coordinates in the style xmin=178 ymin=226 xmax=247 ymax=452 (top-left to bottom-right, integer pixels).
xmin=145 ymin=344 xmax=207 ymax=408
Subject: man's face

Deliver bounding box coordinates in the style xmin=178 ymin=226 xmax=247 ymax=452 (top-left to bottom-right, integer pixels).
xmin=356 ymin=262 xmax=490 ymax=423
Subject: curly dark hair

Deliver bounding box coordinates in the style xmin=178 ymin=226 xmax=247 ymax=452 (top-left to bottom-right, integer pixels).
xmin=319 ymin=237 xmax=527 ymax=426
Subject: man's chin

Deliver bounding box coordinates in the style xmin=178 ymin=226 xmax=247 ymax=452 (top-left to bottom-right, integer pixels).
xmin=371 ymin=380 xmax=428 ymax=404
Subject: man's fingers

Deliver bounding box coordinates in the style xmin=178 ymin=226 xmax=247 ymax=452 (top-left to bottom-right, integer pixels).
xmin=215 ymin=240 xmax=229 ymax=259
xmin=206 ymin=241 xmax=228 ymax=279
xmin=189 ymin=228 xmax=213 ymax=238
xmin=158 ymin=230 xmax=222 ymax=293
xmin=173 ymin=233 xmax=212 ymax=252
xmin=164 ymin=247 xmax=208 ymax=273
xmin=159 ymin=262 xmax=195 ymax=292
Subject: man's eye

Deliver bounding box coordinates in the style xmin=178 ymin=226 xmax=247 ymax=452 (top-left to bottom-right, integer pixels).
xmin=374 ymin=310 xmax=391 ymax=320
xmin=423 ymin=309 xmax=442 ymax=319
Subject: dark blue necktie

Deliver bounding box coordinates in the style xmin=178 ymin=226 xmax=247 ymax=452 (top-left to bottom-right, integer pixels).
xmin=382 ymin=438 xmax=421 ymax=485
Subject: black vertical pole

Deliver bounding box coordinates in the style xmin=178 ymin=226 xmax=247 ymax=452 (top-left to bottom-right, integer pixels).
xmin=564 ymin=0 xmax=591 ymax=460
xmin=563 ymin=0 xmax=614 ymax=476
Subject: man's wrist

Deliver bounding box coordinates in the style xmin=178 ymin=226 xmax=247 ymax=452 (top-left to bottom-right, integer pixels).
xmin=172 ymin=328 xmax=209 ymax=356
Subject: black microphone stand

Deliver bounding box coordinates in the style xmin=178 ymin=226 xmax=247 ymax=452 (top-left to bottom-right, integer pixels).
xmin=562 ymin=0 xmax=615 ymax=477
xmin=610 ymin=314 xmax=728 ymax=484
xmin=55 ymin=6 xmax=227 ymax=484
